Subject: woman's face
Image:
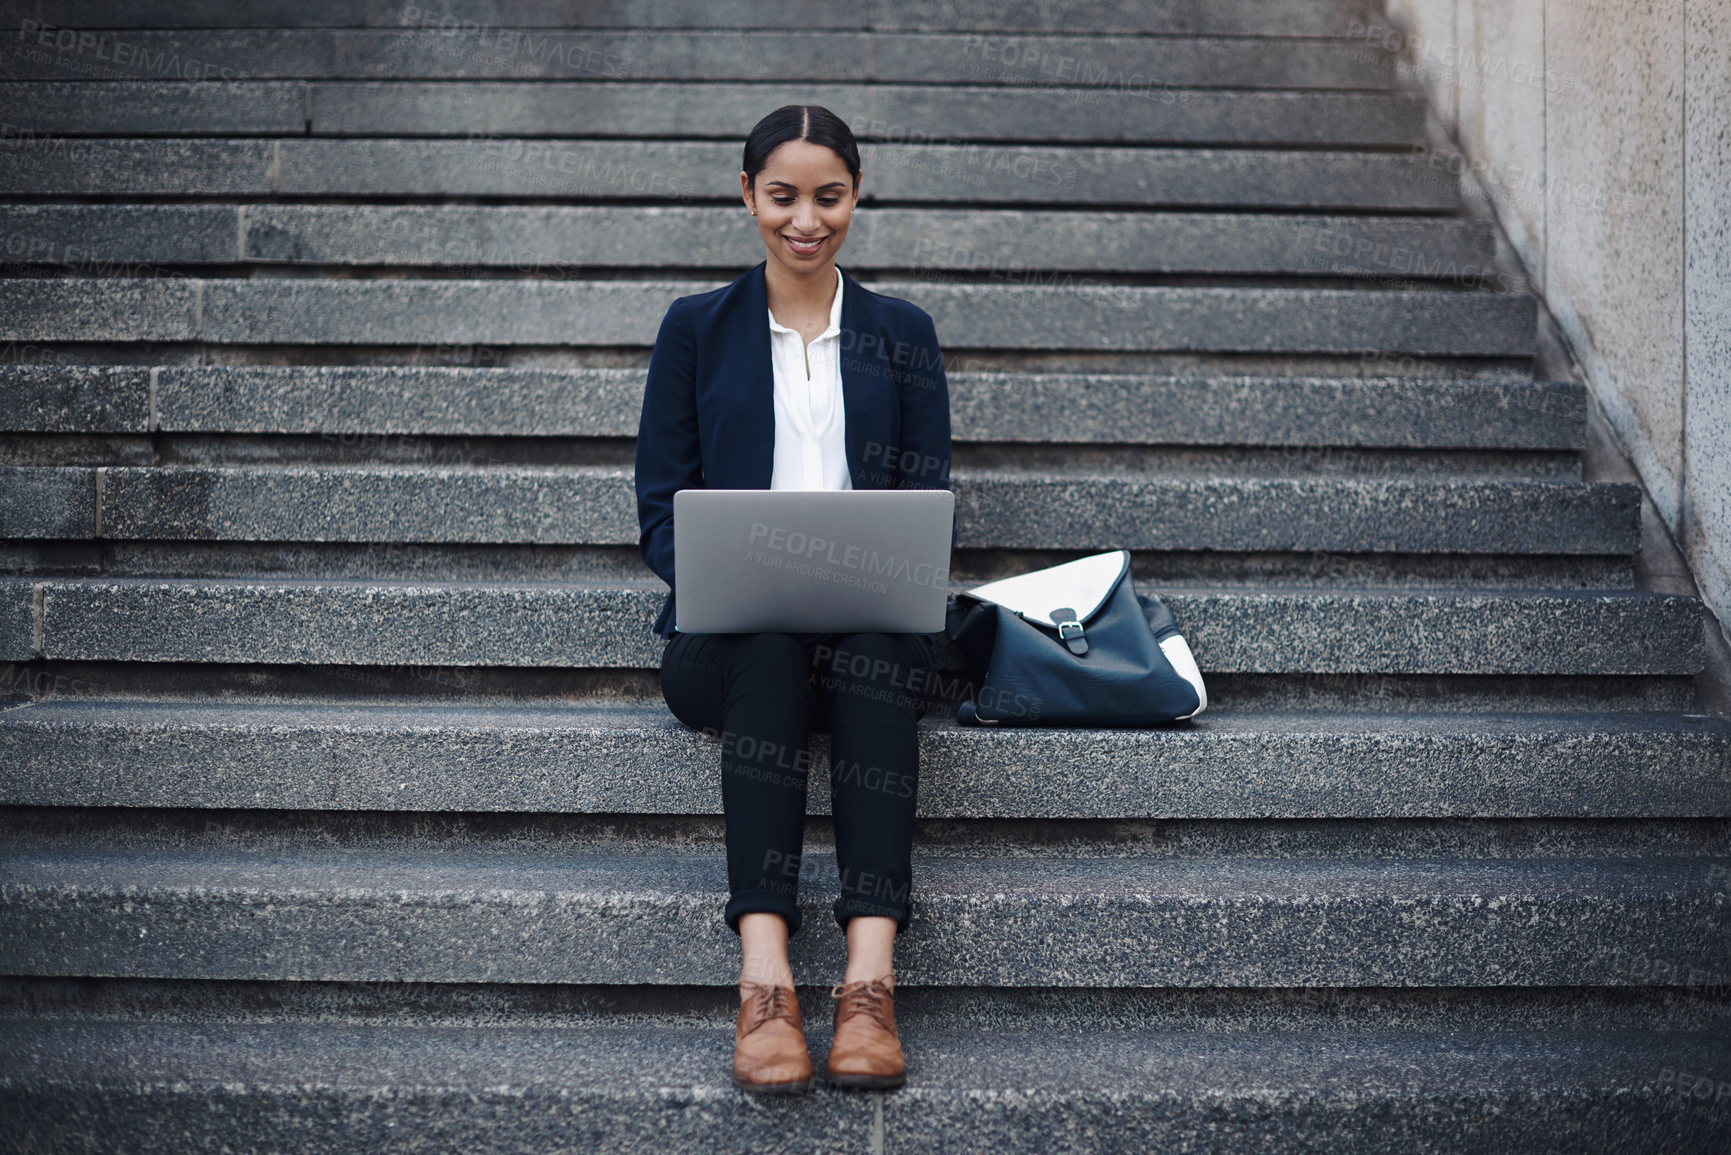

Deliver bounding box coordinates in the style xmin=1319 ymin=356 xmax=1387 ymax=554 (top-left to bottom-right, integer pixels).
xmin=741 ymin=138 xmax=860 ymax=278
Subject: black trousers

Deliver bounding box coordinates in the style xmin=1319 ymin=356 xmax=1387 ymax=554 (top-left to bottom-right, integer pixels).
xmin=659 ymin=629 xmax=937 ymax=936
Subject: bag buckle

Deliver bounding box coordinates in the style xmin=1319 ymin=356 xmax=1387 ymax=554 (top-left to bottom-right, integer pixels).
xmin=1051 ymin=607 xmax=1088 ymax=655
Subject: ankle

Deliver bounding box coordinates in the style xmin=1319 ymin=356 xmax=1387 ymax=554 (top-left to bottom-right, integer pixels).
xmin=839 ymin=966 xmax=893 ymax=987
xmin=739 ymin=961 xmax=795 ymax=989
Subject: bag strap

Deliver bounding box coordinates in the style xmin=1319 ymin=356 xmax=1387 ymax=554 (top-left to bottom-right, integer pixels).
xmin=1049 ymin=607 xmax=1088 ymax=655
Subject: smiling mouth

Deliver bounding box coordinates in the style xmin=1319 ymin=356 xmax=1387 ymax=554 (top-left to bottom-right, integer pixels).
xmin=782 ymin=234 xmax=827 ymax=256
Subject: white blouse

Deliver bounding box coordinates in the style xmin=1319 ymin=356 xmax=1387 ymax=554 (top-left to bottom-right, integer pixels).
xmin=766 ymin=264 xmax=852 ymax=491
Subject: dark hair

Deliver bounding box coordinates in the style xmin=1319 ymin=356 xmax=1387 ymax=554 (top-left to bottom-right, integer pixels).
xmin=742 ymin=104 xmax=861 ymax=192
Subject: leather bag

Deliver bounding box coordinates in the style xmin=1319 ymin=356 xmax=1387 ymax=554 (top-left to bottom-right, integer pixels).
xmin=943 ymin=549 xmax=1207 ymax=726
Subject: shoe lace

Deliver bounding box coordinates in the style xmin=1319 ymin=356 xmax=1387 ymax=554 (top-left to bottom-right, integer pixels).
xmin=829 ymin=977 xmax=895 ymax=1034
xmin=741 ymin=982 xmax=797 ymax=1034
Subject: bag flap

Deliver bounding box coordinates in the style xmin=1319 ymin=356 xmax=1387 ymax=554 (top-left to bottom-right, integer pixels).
xmin=961 ymin=549 xmax=1129 ymax=627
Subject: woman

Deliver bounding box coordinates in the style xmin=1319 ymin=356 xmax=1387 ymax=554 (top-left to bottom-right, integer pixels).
xmin=634 ymin=105 xmax=954 ymax=1093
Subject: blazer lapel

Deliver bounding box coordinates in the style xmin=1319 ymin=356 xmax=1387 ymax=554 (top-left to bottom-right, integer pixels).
xmin=837 ymin=265 xmax=880 ymax=490
xmin=740 ymin=261 xmax=776 ymax=489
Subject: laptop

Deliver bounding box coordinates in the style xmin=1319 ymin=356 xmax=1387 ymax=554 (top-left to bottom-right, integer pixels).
xmin=674 ymin=489 xmax=955 ymax=633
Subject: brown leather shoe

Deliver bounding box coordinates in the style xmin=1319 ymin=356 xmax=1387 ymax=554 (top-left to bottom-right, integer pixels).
xmin=732 ymin=982 xmax=814 ymax=1093
xmin=825 ymin=976 xmax=906 ymax=1089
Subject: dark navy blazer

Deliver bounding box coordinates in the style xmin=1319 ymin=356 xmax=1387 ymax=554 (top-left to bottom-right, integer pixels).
xmin=635 ymin=260 xmax=955 ymax=640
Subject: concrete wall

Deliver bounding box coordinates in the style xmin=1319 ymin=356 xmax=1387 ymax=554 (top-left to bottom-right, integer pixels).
xmin=1373 ymin=0 xmax=1729 ymax=633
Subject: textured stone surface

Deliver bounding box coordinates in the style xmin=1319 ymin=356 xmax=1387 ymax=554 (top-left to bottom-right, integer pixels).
xmin=5 ymin=541 xmax=1631 ymax=590
xmin=11 ymin=972 xmax=1731 ymax=1034
xmin=2 ymin=699 xmax=1726 ymax=818
xmin=16 ymin=810 xmax=1731 ymax=873
xmin=306 ymin=82 xmax=1427 ymax=146
xmin=953 ymin=372 xmax=1584 ymax=448
xmin=1684 ymin=0 xmax=1731 ymax=639
xmin=5 ymin=204 xmax=1494 ymax=276
xmin=0 ymin=204 xmax=237 ymax=266
xmin=947 ymin=476 xmax=1635 ymax=553
xmin=31 ymin=579 xmax=663 ymax=668
xmin=8 ymin=0 xmax=1380 ymax=35
xmin=83 ymin=465 xmax=1638 ymax=553
xmin=0 ymin=366 xmax=151 ymax=433
xmin=1451 ymin=0 xmax=1549 ymax=280
xmin=863 ymin=144 xmax=1465 ymax=209
xmin=1380 ymin=1 xmax=1460 ymax=132
xmin=1544 ymin=0 xmax=1689 ymax=527
xmin=0 ymin=29 xmax=1400 ymax=88
xmin=1 ymin=1014 xmax=1726 ymax=1153
xmin=27 ymin=809 xmax=1731 ymax=860
xmin=0 ymin=137 xmax=281 ymax=197
xmin=1167 ymin=590 xmax=1704 ymax=676
xmin=16 ymin=579 xmax=1707 ymax=674
xmin=0 ymin=277 xmax=1537 ymax=354
xmin=0 ymin=467 xmax=95 ymax=538
xmin=910 ymin=283 xmax=1533 ymax=355
xmin=0 ymin=79 xmax=1426 ymax=144
xmin=0 ymin=278 xmax=200 ymax=342
xmin=0 ymin=137 xmax=1465 ymax=208
xmin=1386 ymin=0 xmax=1730 ymax=636
xmin=95 ymin=465 xmax=639 ymax=544
xmin=1 ymin=836 xmax=1726 ymax=985
xmin=151 ymin=365 xmax=641 ymax=436
xmin=0 ymin=581 xmax=34 ymax=662
xmin=135 ymin=365 xmax=1585 ymax=447
xmin=0 ymin=81 xmax=306 ymax=135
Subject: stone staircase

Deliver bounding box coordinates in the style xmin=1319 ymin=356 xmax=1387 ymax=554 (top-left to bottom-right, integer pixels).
xmin=1 ymin=0 xmax=1728 ymax=1150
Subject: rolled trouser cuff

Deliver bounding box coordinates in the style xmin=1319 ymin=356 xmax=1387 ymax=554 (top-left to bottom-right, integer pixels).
xmin=725 ymin=888 xmax=803 ymax=937
xmin=833 ymin=891 xmax=912 ymax=935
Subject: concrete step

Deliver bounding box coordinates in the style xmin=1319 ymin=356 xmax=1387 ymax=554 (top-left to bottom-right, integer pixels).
xmin=1 ymin=81 xmax=1428 ymax=145
xmin=0 ymin=578 xmax=1704 ymax=674
xmin=0 ymin=205 xmax=1499 ymax=279
xmin=336 ymin=83 xmax=1430 ymax=146
xmin=2 ymin=698 xmax=1725 ymax=818
xmin=2 ymin=824 xmax=1726 ymax=986
xmin=0 ymin=279 xmax=1537 ymax=356
xmin=0 ymin=81 xmax=309 ymax=135
xmin=12 ymin=977 xmax=1726 ymax=1045
xmin=3 ymin=0 xmax=1382 ymax=37
xmin=0 ymin=29 xmax=1402 ymax=88
xmin=0 ymin=367 xmax=1587 ymax=450
xmin=0 ymin=542 xmax=1637 ymax=592
xmin=0 ymin=465 xmax=1640 ymax=554
xmin=2 ymin=993 xmax=1727 ymax=1152
xmin=11 ymin=1013 xmax=1723 ymax=1152
xmin=0 ymin=139 xmax=1469 ymax=208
